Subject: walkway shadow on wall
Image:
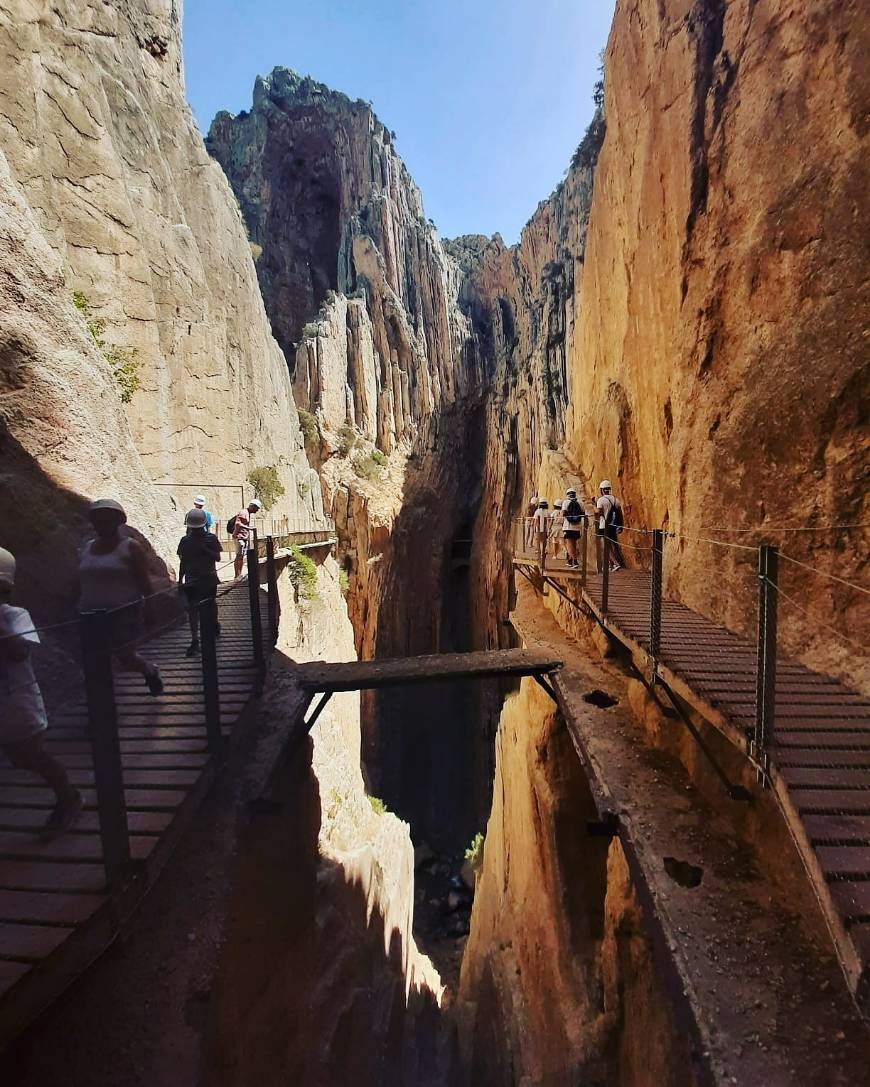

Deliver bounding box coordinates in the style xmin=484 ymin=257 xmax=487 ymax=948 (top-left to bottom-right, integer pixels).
xmin=200 ymin=655 xmax=452 ymax=1087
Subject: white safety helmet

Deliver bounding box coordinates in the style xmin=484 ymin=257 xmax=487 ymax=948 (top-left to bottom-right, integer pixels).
xmin=250 ymin=498 xmax=262 ymax=510
xmin=185 ymin=508 xmax=208 ymax=529
xmin=566 ymin=488 xmax=577 ymax=498
xmin=88 ymin=498 xmax=127 ymax=522
xmin=194 ymin=495 xmax=206 ymax=507
xmin=0 ymin=547 xmax=15 ymax=589
xmin=599 ymin=479 xmax=612 ymax=491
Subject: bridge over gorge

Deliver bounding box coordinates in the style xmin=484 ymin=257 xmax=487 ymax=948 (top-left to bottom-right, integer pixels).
xmin=513 ymin=514 xmax=870 ymax=1005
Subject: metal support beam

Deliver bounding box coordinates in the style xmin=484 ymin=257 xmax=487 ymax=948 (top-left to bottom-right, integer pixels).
xmin=650 ymin=529 xmax=664 ymax=672
xmin=304 ymin=691 xmax=334 ymax=735
xmin=199 ymin=596 xmax=223 ymax=758
xmin=754 ymin=544 xmax=779 ymax=781
xmin=247 ymin=529 xmax=265 ymax=685
xmin=266 ymin=535 xmax=279 ymax=647
xmin=601 ymin=534 xmax=611 ymax=616
xmin=532 ymin=672 xmax=559 ymax=704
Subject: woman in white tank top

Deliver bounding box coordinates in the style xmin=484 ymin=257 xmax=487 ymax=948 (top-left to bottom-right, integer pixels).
xmin=78 ymin=499 xmax=163 ymax=695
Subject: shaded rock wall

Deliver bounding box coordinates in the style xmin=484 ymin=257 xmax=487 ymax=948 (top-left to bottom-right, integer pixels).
xmin=0 ymin=1 xmax=318 ymax=538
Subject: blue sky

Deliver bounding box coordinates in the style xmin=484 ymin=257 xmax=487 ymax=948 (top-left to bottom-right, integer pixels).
xmin=183 ymin=0 xmax=615 ymax=244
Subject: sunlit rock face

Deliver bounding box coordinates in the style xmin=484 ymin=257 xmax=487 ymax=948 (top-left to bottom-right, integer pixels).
xmin=0 ymin=1 xmax=318 ymax=546
xmin=565 ymin=0 xmax=868 ymax=687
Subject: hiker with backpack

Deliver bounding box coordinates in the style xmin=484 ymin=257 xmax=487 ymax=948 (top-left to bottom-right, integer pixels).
xmin=178 ymin=508 xmax=222 ymax=656
xmin=595 ymin=480 xmax=625 ymax=573
xmin=562 ymin=488 xmax=586 ymax=568
xmin=524 ymin=495 xmax=539 ymax=551
xmin=550 ymin=501 xmax=565 ymax=561
xmin=230 ymin=499 xmax=262 ymax=578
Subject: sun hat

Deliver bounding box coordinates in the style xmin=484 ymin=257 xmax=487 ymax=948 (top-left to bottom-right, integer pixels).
xmin=185 ymin=508 xmax=208 ymax=529
xmin=88 ymin=498 xmax=127 ymax=522
xmin=194 ymin=495 xmax=206 ymax=506
xmin=566 ymin=488 xmax=577 ymax=497
xmin=0 ymin=547 xmax=15 ymax=589
xmin=599 ymin=480 xmax=612 ymax=491
xmin=554 ymin=501 xmax=563 ymax=508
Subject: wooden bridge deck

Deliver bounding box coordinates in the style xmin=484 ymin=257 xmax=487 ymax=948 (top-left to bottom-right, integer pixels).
xmin=294 ymin=648 xmax=563 ymax=693
xmin=0 ymin=580 xmax=269 ymax=1047
xmin=546 ymin=564 xmax=870 ymax=997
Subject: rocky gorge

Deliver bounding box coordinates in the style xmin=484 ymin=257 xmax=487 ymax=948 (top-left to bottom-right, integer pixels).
xmin=0 ymin=0 xmax=868 ymax=1084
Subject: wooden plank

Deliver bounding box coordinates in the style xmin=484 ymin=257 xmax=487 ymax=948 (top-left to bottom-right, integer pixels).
xmin=294 ymin=648 xmax=563 ymax=693
xmin=0 ymin=769 xmax=201 ymax=789
xmin=0 ymin=809 xmax=171 ymax=835
xmin=0 ymin=923 xmax=72 ymax=962
xmin=0 ymin=832 xmax=156 ymax=863
xmin=0 ymin=890 xmax=105 ymax=926
xmin=0 ymin=862 xmax=106 ymax=894
xmin=803 ymin=815 xmax=870 ymax=844
xmin=830 ymin=880 xmax=870 ymax=921
xmin=774 ymin=751 xmax=870 ymax=769
xmin=816 ymin=847 xmax=870 ymax=879
xmin=21 ymin=753 xmax=210 ymax=771
xmin=792 ymin=790 xmax=870 ymax=814
xmin=0 ymin=788 xmax=185 ymax=811
xmin=780 ymin=767 xmax=870 ymax=789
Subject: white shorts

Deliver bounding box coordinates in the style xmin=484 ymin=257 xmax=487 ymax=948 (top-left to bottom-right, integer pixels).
xmin=0 ymin=685 xmax=48 ymax=746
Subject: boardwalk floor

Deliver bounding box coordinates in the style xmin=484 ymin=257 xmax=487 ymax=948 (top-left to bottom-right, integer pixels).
xmin=537 ymin=561 xmax=870 ymax=998
xmin=0 ymin=580 xmax=268 ymax=1047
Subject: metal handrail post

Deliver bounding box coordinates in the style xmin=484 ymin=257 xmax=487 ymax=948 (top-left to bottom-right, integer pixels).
xmin=754 ymin=544 xmax=779 ymax=778
xmin=601 ymin=535 xmax=610 ymax=617
xmin=80 ymin=610 xmax=130 ymax=880
xmin=247 ymin=530 xmax=265 ymax=682
xmin=266 ymin=535 xmax=279 ymax=646
xmin=199 ymin=597 xmax=223 ymax=757
xmin=650 ymin=529 xmax=664 ymax=672
xmin=581 ymin=516 xmax=589 ymax=586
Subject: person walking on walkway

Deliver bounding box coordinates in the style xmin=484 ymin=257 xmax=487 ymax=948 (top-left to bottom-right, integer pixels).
xmin=0 ymin=548 xmax=83 ymax=839
xmin=562 ymin=488 xmax=586 ymax=568
xmin=532 ymin=498 xmax=550 ymax=570
xmin=524 ymin=495 xmax=539 ymax=551
xmin=595 ymin=480 xmax=625 ymax=573
xmin=551 ymin=501 xmax=565 ymax=562
xmin=78 ymin=499 xmax=163 ymax=695
xmin=178 ymin=508 xmax=222 ymax=657
xmin=232 ymin=498 xmax=262 ymax=578
xmin=191 ymin=495 xmax=214 ymax=533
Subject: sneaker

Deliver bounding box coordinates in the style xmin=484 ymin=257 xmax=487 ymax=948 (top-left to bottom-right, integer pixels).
xmin=610 ymin=562 xmax=622 ymax=572
xmin=145 ymin=667 xmax=164 ymax=696
xmin=186 ymin=639 xmax=200 ymax=658
xmin=40 ymin=789 xmax=83 ymax=841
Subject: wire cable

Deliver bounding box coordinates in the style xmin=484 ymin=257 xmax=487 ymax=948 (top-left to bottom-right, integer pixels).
xmin=766 ymin=579 xmax=869 ymax=654
xmin=665 ymin=531 xmax=759 ymax=553
xmin=779 ymin=552 xmax=870 ymax=597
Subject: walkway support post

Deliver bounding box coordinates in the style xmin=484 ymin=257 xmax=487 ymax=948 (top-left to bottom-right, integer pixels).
xmin=601 ymin=535 xmax=610 ymax=617
xmin=247 ymin=529 xmax=265 ymax=684
xmin=199 ymin=597 xmax=223 ymax=757
xmin=581 ymin=516 xmax=589 ymax=586
xmin=754 ymin=544 xmax=779 ymax=779
xmin=80 ymin=610 xmax=130 ymax=881
xmin=649 ymin=529 xmax=664 ymax=673
xmin=266 ymin=535 xmax=278 ymax=646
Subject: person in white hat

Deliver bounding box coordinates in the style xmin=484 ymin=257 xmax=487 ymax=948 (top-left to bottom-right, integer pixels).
xmin=231 ymin=498 xmax=262 ymax=578
xmin=562 ymin=488 xmax=586 ymax=568
xmin=595 ymin=479 xmax=625 ymax=573
xmin=524 ymin=494 xmax=539 ymax=551
xmin=78 ymin=499 xmax=163 ymax=694
xmin=178 ymin=508 xmax=223 ymax=656
xmin=0 ymin=547 xmax=83 ymax=838
xmin=191 ymin=495 xmax=215 ymax=533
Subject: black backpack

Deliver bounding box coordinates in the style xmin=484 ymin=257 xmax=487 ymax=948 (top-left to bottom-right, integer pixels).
xmin=564 ymin=498 xmax=584 ymax=525
xmin=226 ymin=515 xmax=237 ymax=534
xmin=606 ymin=500 xmax=624 ymax=531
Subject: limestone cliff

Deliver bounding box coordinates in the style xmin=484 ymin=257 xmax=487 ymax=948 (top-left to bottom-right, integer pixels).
xmin=0 ymin=1 xmax=320 ymax=543
xmin=564 ymin=0 xmax=868 ymax=685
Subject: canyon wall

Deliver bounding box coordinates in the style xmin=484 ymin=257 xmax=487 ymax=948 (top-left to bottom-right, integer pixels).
xmin=0 ymin=1 xmax=320 ymax=552
xmin=565 ymin=0 xmax=868 ymax=683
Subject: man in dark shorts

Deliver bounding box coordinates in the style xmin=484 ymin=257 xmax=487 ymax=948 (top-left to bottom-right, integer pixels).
xmin=178 ymin=508 xmax=222 ymax=656
xmin=562 ymin=488 xmax=585 ymax=567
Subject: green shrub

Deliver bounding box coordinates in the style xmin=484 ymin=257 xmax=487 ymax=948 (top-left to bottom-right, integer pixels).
xmin=72 ymin=291 xmax=142 ymax=404
xmin=287 ymin=545 xmax=318 ymax=601
xmin=247 ymin=465 xmax=285 ymax=511
xmin=302 ymin=321 xmax=320 ymax=339
xmin=338 ymin=569 xmax=349 ymax=596
xmin=337 ymin=423 xmax=357 ymax=457
xmin=352 ymin=451 xmax=385 ymax=482
xmin=368 ymin=795 xmax=386 ymax=816
xmin=464 ymin=831 xmax=485 ymax=871
xmin=370 ymin=448 xmax=387 ymax=466
xmin=298 ymin=409 xmax=320 ymax=449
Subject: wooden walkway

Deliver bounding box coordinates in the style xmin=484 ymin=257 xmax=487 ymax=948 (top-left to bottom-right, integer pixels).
xmin=528 ymin=560 xmax=870 ymax=1001
xmin=0 ymin=580 xmax=269 ymax=1048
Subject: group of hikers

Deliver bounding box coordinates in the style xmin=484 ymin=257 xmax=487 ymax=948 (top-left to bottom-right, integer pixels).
xmin=0 ymin=492 xmax=265 ymax=839
xmin=525 ymin=479 xmax=625 ymax=573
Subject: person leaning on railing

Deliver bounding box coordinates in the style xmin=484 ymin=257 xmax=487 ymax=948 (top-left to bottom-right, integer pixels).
xmin=0 ymin=547 xmax=84 ymax=838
